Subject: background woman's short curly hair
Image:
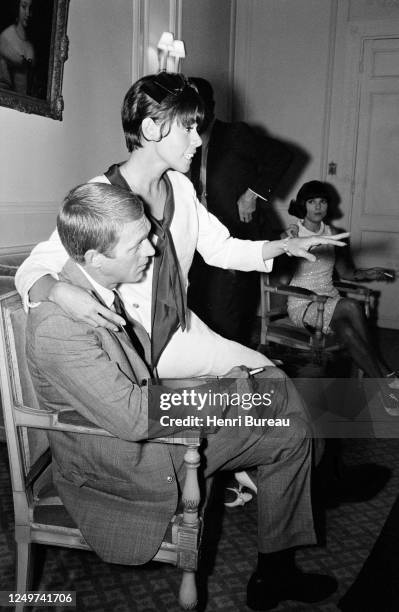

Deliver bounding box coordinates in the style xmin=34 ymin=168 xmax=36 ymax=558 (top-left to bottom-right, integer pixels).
xmin=288 ymin=180 xmax=331 ymax=219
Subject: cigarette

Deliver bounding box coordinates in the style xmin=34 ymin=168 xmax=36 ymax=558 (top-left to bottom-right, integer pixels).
xmin=249 ymin=367 xmax=266 ymax=376
xmin=384 ymin=272 xmax=394 ymax=279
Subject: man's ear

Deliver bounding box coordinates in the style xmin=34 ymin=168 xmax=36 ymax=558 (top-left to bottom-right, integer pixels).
xmin=84 ymin=249 xmax=103 ymax=268
xmin=142 ymin=117 xmax=161 ymax=142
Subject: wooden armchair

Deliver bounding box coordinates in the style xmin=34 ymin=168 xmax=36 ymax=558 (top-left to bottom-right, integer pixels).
xmin=259 ymin=272 xmax=373 ymax=364
xmin=0 ymin=290 xmax=202 ymax=611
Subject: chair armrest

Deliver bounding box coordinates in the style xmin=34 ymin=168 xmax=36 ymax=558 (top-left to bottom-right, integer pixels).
xmin=14 ymin=403 xmax=114 ymax=436
xmin=152 ymin=433 xmax=201 ymax=446
xmin=334 ymin=280 xmax=373 ymax=303
xmin=14 ymin=403 xmax=201 ymax=445
xmin=262 ymin=283 xmax=328 ymax=303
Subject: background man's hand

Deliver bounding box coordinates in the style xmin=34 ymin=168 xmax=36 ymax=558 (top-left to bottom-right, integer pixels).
xmin=237 ymin=189 xmax=257 ymax=223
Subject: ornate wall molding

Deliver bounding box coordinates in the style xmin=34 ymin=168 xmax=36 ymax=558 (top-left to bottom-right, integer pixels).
xmin=349 ymin=0 xmax=399 ymax=20
xmin=169 ymin=0 xmax=182 ymax=40
xmin=131 ymin=0 xmax=146 ymax=81
xmin=0 ymin=201 xmax=59 ymax=215
xmin=0 ymin=244 xmax=36 ymax=257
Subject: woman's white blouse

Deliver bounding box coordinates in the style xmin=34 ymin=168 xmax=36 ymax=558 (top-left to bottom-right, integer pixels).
xmin=15 ymin=171 xmax=273 ymax=334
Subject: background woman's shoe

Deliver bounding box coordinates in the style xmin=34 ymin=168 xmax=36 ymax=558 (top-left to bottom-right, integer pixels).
xmin=385 ymin=371 xmax=399 ymax=389
xmin=380 ymin=389 xmax=399 ymax=416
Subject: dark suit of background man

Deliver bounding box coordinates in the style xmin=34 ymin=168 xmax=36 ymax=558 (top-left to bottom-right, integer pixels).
xmin=188 ymin=77 xmax=293 ymax=345
xmin=25 ymin=182 xmax=338 ymax=611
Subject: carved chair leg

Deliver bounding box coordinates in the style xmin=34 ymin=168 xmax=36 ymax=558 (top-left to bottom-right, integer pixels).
xmin=177 ymin=443 xmax=201 ymax=609
xmin=179 ymin=571 xmax=197 ymax=610
xmin=259 ymin=273 xmax=270 ymax=346
xmin=182 ymin=444 xmax=200 ymax=528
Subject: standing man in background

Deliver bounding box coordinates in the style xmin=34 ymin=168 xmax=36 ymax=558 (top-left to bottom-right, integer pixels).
xmin=188 ymin=77 xmax=293 ymax=345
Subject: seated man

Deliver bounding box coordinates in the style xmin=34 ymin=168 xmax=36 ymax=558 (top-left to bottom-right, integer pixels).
xmin=25 ymin=182 xmax=337 ymax=611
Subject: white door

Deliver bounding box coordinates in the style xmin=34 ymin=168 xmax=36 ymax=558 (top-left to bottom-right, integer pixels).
xmin=349 ymin=37 xmax=399 ymax=328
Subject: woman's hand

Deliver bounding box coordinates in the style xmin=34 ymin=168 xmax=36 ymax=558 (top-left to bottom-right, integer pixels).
xmin=49 ymin=281 xmax=125 ymax=330
xmin=222 ymin=366 xmax=250 ymax=378
xmin=284 ymin=232 xmax=350 ymax=262
xmin=355 ymin=267 xmax=395 ymax=282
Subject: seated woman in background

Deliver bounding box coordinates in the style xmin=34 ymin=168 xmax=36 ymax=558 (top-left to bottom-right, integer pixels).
xmin=285 ymin=180 xmax=398 ymax=412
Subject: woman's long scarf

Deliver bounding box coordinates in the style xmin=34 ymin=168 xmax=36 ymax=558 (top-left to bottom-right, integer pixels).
xmin=104 ymin=164 xmax=186 ymax=367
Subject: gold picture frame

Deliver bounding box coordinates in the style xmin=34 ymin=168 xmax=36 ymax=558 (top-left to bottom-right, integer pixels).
xmin=0 ymin=0 xmax=70 ymax=120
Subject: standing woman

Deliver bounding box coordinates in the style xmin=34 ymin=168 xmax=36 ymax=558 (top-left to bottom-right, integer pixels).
xmin=0 ymin=0 xmax=35 ymax=94
xmin=15 ymin=74 xmax=348 ymax=379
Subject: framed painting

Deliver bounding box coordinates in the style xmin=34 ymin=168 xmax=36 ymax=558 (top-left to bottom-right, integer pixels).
xmin=0 ymin=0 xmax=70 ymax=120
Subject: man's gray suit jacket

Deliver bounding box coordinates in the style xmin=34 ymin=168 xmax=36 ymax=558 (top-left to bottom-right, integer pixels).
xmin=25 ymin=260 xmax=188 ymax=565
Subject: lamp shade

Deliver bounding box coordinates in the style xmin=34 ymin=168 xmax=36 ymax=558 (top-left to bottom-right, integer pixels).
xmin=170 ymin=39 xmax=186 ymax=58
xmin=157 ymin=31 xmax=174 ymax=51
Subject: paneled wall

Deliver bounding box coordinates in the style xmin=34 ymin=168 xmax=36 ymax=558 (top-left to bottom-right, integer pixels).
xmin=233 ymin=0 xmax=399 ymax=231
xmin=0 ymin=0 xmax=235 ymax=255
xmin=181 ymin=0 xmax=234 ymax=120
xmin=142 ymin=0 xmax=235 ymax=120
xmin=233 ymin=0 xmax=335 ymax=228
xmin=0 ymin=0 xmax=134 ymax=255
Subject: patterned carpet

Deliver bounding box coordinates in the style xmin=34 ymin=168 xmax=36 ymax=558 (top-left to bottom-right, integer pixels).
xmin=1 ymin=328 xmax=399 ymax=611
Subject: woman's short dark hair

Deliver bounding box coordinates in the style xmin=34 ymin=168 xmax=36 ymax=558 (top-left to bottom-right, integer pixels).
xmin=122 ymin=72 xmax=204 ymax=152
xmin=57 ymin=183 xmax=144 ymax=263
xmin=288 ymin=180 xmax=331 ymax=219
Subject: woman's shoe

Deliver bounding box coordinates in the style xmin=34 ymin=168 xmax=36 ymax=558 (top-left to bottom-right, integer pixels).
xmin=385 ymin=371 xmax=399 ymax=389
xmin=224 ymin=470 xmax=257 ymax=508
xmin=234 ymin=470 xmax=258 ymax=494
xmin=379 ymin=389 xmax=399 ymax=416
xmin=224 ymin=487 xmax=253 ymax=508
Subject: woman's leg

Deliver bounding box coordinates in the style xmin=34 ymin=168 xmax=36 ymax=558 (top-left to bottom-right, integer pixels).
xmin=157 ymin=309 xmax=272 ymax=378
xmin=330 ymin=298 xmax=388 ymax=378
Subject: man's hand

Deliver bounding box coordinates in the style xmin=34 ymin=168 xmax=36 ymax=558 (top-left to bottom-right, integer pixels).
xmin=49 ymin=281 xmax=125 ymax=330
xmin=237 ymin=189 xmax=257 ymax=223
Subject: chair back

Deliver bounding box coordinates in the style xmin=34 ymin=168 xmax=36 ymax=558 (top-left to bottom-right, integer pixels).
xmin=0 ymin=291 xmax=49 ymax=517
xmin=0 ymin=292 xmax=202 ymax=609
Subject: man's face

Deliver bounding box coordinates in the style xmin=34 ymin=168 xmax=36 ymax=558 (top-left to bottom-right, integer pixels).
xmin=100 ymin=216 xmax=154 ymax=286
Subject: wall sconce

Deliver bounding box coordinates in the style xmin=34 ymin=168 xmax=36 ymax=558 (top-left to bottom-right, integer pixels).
xmin=157 ymin=31 xmax=174 ymax=71
xmin=157 ymin=32 xmax=186 ymax=73
xmin=170 ymin=39 xmax=186 ymax=73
